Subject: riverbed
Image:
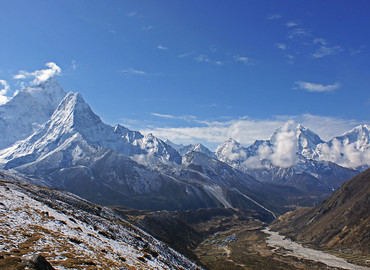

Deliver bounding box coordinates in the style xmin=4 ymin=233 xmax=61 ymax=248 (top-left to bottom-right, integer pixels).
xmin=263 ymin=228 xmax=370 ymax=270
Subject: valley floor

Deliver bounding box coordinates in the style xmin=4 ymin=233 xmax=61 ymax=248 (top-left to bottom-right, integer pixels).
xmin=264 ymin=228 xmax=370 ymax=270
xmin=193 ymin=225 xmax=370 ymax=270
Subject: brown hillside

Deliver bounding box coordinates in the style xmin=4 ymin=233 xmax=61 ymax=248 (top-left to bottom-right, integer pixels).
xmin=271 ymin=168 xmax=370 ymax=255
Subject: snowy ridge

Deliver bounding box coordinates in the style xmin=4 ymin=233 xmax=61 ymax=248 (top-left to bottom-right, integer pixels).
xmin=0 ymin=91 xmax=181 ymax=166
xmin=0 ymin=172 xmax=201 ymax=269
xmin=216 ymin=123 xmax=369 ymax=170
xmin=216 ymin=138 xmax=250 ymax=167
xmin=0 ymin=77 xmax=66 ymax=149
xmin=215 ymin=123 xmax=365 ymax=189
xmin=0 ymin=89 xmax=280 ymax=215
xmin=315 ymin=125 xmax=370 ymax=168
xmin=165 ymin=140 xmax=216 ymax=159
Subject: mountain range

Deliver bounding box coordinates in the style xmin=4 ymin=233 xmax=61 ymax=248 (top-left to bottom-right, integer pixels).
xmin=0 ymin=78 xmax=368 ymax=215
xmin=215 ymin=123 xmax=368 ymax=190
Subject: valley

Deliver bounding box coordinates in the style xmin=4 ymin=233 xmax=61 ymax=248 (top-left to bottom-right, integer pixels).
xmin=0 ymin=78 xmax=368 ymax=269
xmin=117 ymin=206 xmax=369 ymax=270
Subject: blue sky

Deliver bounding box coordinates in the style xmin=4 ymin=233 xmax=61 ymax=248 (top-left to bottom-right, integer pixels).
xmin=0 ymin=0 xmax=369 ymax=149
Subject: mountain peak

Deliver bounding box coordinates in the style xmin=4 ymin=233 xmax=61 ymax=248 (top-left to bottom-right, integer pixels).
xmin=223 ymin=138 xmax=242 ymax=146
xmin=330 ymin=124 xmax=369 ymax=153
xmin=216 ymin=138 xmax=249 ymax=165
xmin=49 ymin=91 xmax=104 ymax=136
xmin=345 ymin=124 xmax=369 ymax=134
xmin=0 ymin=78 xmax=67 ymax=149
xmin=22 ymin=77 xmax=66 ymax=100
xmin=32 ymin=76 xmax=61 ymax=89
xmin=295 ymin=124 xmax=323 ymax=145
xmin=269 ymin=123 xmax=322 ymax=159
xmin=182 ymin=143 xmax=216 ymax=159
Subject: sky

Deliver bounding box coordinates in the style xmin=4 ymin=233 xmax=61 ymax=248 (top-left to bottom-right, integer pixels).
xmin=0 ymin=0 xmax=369 ymax=149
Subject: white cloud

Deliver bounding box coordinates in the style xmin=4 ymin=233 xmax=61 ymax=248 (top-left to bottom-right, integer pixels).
xmin=194 ymin=54 xmax=210 ymax=63
xmin=72 ymin=60 xmax=78 ymax=70
xmin=317 ymin=137 xmax=370 ymax=168
xmin=138 ymin=114 xmax=361 ymax=150
xmin=142 ymin=25 xmax=153 ymax=31
xmin=238 ymin=121 xmax=300 ymax=169
xmin=312 ymin=45 xmax=342 ymax=58
xmin=286 ymin=54 xmax=295 ymax=64
xmin=313 ymin=38 xmax=327 ymax=45
xmin=157 ymin=45 xmax=168 ymax=50
xmin=267 ymin=14 xmax=282 ymax=20
xmin=151 ymin=113 xmax=175 ymax=119
xmin=151 ymin=113 xmax=198 ymax=122
xmin=286 ymin=21 xmax=299 ymax=27
xmin=288 ymin=28 xmax=311 ymax=39
xmin=294 ymin=81 xmax=340 ymax=92
xmin=194 ymin=55 xmax=223 ymax=65
xmin=269 ymin=121 xmax=299 ymax=167
xmin=141 ymin=115 xmax=368 ymax=168
xmin=119 ymin=68 xmax=146 ymax=75
xmin=178 ymin=51 xmax=195 ymax=58
xmin=275 ymin=43 xmax=287 ymax=50
xmin=349 ymin=48 xmax=362 ymax=56
xmin=234 ymin=56 xmax=249 ymax=64
xmin=127 ymin=11 xmax=137 ymax=17
xmin=0 ymin=80 xmax=10 ymax=105
xmin=13 ymin=62 xmax=62 ymax=85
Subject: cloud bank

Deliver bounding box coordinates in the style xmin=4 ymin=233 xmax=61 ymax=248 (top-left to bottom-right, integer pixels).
xmin=317 ymin=138 xmax=370 ymax=168
xmin=119 ymin=68 xmax=147 ymax=75
xmin=13 ymin=62 xmax=62 ymax=85
xmin=139 ymin=114 xmax=362 ymax=150
xmin=269 ymin=121 xmax=299 ymax=167
xmin=0 ymin=80 xmax=10 ymax=105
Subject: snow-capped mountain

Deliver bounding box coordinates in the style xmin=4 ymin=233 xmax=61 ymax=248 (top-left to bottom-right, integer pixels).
xmin=163 ymin=139 xmax=184 ymax=152
xmin=315 ymin=125 xmax=370 ymax=168
xmin=269 ymin=123 xmax=324 ymax=160
xmin=216 ymin=123 xmax=362 ymax=190
xmin=0 ymin=86 xmax=288 ymax=215
xmin=0 ymin=91 xmax=180 ymax=166
xmin=176 ymin=143 xmax=216 ymax=158
xmin=164 ymin=140 xmax=216 ymax=158
xmin=0 ymin=77 xmax=366 ymax=214
xmin=0 ymin=92 xmax=216 ymax=209
xmin=216 ymin=138 xmax=250 ymax=167
xmin=181 ymin=150 xmax=324 ymax=214
xmin=138 ymin=133 xmax=182 ymax=164
xmin=0 ymin=77 xmax=66 ymax=149
xmin=330 ymin=124 xmax=369 ymax=151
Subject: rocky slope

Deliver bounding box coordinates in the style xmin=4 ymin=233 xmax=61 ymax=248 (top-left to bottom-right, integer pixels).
xmin=0 ymin=170 xmax=201 ymax=269
xmin=271 ymin=168 xmax=370 ymax=256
